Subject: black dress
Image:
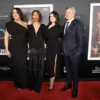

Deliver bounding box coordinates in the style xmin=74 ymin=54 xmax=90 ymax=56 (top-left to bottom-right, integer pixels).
xmin=6 ymin=21 xmax=28 ymax=88
xmin=27 ymin=24 xmax=46 ymax=92
xmin=46 ymin=24 xmax=62 ymax=78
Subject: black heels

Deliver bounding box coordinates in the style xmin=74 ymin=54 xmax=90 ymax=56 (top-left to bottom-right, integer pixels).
xmin=48 ymin=85 xmax=54 ymax=91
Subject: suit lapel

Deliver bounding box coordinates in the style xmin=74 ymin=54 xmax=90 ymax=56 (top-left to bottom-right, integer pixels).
xmin=64 ymin=19 xmax=77 ymax=36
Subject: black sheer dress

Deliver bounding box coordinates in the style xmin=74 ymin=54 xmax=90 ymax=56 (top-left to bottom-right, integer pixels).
xmin=27 ymin=24 xmax=46 ymax=93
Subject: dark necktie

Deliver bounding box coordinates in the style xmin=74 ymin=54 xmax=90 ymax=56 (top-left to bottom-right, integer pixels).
xmin=65 ymin=22 xmax=69 ymax=35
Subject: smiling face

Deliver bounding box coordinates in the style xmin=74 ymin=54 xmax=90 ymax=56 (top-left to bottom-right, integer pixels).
xmin=65 ymin=8 xmax=75 ymax=20
xmin=49 ymin=13 xmax=56 ymax=23
xmin=32 ymin=11 xmax=40 ymax=22
xmin=12 ymin=9 xmax=21 ymax=20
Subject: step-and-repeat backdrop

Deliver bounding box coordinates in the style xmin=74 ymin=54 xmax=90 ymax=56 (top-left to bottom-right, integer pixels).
xmin=0 ymin=3 xmax=100 ymax=79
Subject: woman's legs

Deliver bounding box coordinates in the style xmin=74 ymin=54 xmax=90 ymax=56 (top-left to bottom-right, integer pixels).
xmin=49 ymin=54 xmax=57 ymax=89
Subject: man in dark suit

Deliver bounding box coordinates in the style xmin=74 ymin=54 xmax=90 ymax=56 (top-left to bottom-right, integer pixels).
xmin=61 ymin=7 xmax=84 ymax=98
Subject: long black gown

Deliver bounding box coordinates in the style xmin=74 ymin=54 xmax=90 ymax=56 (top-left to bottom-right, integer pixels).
xmin=46 ymin=24 xmax=62 ymax=78
xmin=6 ymin=21 xmax=28 ymax=88
xmin=27 ymin=24 xmax=46 ymax=93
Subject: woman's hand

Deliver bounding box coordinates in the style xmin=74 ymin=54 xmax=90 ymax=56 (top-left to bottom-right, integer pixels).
xmin=6 ymin=50 xmax=11 ymax=58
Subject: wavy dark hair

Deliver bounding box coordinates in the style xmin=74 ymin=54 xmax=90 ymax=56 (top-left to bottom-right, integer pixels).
xmin=48 ymin=11 xmax=60 ymax=25
xmin=31 ymin=10 xmax=42 ymax=22
xmin=10 ymin=8 xmax=24 ymax=21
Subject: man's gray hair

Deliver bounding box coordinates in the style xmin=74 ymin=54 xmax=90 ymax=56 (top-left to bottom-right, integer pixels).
xmin=66 ymin=7 xmax=76 ymax=14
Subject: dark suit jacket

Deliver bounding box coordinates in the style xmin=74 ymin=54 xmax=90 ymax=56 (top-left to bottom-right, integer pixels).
xmin=62 ymin=19 xmax=84 ymax=56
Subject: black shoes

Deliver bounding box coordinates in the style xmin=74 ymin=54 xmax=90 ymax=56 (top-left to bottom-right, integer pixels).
xmin=34 ymin=85 xmax=41 ymax=93
xmin=48 ymin=88 xmax=54 ymax=91
xmin=48 ymin=85 xmax=54 ymax=91
xmin=61 ymin=84 xmax=78 ymax=98
xmin=61 ymin=84 xmax=72 ymax=91
xmin=72 ymin=90 xmax=78 ymax=98
xmin=34 ymin=88 xmax=40 ymax=93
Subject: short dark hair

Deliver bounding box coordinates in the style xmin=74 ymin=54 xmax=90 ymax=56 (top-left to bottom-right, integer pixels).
xmin=31 ymin=10 xmax=42 ymax=22
xmin=48 ymin=11 xmax=60 ymax=25
xmin=10 ymin=8 xmax=24 ymax=21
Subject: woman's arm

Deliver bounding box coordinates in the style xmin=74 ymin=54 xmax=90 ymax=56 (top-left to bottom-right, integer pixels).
xmin=4 ymin=29 xmax=11 ymax=58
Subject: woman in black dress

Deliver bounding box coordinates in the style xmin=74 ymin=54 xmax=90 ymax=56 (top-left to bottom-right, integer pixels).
xmin=46 ymin=11 xmax=62 ymax=91
xmin=27 ymin=10 xmax=46 ymax=93
xmin=4 ymin=8 xmax=28 ymax=89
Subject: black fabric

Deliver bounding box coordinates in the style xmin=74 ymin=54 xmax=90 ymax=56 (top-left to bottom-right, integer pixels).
xmin=6 ymin=21 xmax=28 ymax=88
xmin=45 ymin=24 xmax=62 ymax=78
xmin=28 ymin=48 xmax=45 ymax=91
xmin=64 ymin=54 xmax=80 ymax=91
xmin=62 ymin=19 xmax=84 ymax=56
xmin=27 ymin=24 xmax=46 ymax=49
xmin=62 ymin=19 xmax=84 ymax=92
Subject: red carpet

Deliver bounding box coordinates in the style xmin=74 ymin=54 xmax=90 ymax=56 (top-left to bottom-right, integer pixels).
xmin=0 ymin=81 xmax=100 ymax=100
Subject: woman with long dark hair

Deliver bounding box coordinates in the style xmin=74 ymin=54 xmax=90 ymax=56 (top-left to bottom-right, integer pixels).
xmin=4 ymin=8 xmax=28 ymax=89
xmin=45 ymin=11 xmax=62 ymax=91
xmin=27 ymin=10 xmax=46 ymax=93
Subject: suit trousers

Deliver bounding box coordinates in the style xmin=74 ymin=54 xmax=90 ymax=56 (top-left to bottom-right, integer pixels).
xmin=64 ymin=54 xmax=80 ymax=92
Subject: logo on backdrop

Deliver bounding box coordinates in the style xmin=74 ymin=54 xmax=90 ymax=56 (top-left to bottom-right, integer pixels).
xmin=92 ymin=66 xmax=100 ymax=74
xmin=0 ymin=66 xmax=11 ymax=71
xmin=0 ymin=49 xmax=6 ymax=55
xmin=0 ymin=29 xmax=5 ymax=40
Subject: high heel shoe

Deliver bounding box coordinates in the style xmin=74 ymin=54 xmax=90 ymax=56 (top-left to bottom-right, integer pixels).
xmin=48 ymin=85 xmax=54 ymax=91
xmin=17 ymin=88 xmax=22 ymax=90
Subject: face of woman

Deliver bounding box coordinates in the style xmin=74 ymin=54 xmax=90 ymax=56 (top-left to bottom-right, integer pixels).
xmin=12 ymin=9 xmax=20 ymax=20
xmin=32 ymin=12 xmax=40 ymax=22
xmin=50 ymin=13 xmax=56 ymax=23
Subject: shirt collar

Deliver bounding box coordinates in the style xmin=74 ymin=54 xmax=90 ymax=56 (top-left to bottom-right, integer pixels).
xmin=67 ymin=18 xmax=74 ymax=23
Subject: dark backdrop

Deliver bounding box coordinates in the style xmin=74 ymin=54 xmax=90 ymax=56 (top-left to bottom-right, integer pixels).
xmin=0 ymin=0 xmax=100 ymax=80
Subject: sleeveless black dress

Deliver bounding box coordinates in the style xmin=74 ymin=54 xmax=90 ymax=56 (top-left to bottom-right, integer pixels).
xmin=6 ymin=21 xmax=28 ymax=88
